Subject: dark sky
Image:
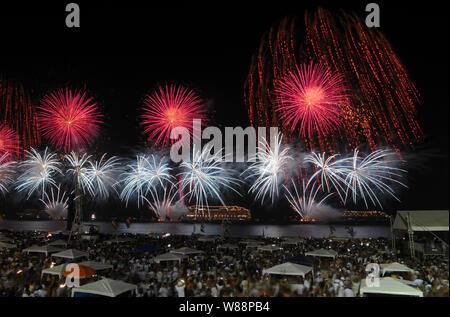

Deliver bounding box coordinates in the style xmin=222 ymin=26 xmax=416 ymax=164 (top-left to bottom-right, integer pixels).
xmin=0 ymin=0 xmax=448 ymax=218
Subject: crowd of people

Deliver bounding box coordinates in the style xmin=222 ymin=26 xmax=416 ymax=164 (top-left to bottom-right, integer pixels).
xmin=0 ymin=230 xmax=448 ymax=297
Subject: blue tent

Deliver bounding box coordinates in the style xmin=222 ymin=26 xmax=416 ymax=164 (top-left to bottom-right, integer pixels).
xmin=134 ymin=244 xmax=158 ymax=253
xmin=284 ymin=254 xmax=313 ymax=267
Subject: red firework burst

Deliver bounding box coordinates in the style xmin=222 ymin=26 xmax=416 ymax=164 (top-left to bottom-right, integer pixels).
xmin=275 ymin=63 xmax=346 ymax=138
xmin=0 ymin=124 xmax=20 ymax=160
xmin=37 ymin=88 xmax=103 ymax=152
xmin=141 ymin=84 xmax=208 ymax=146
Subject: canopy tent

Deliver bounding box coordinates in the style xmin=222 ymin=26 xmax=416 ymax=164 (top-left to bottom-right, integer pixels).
xmin=380 ymin=262 xmax=414 ymax=276
xmin=0 ymin=237 xmax=13 ymax=243
xmin=154 ymin=252 xmax=186 ymax=263
xmin=360 ymin=277 xmax=423 ymax=297
xmin=393 ymin=210 xmax=449 ymax=232
xmin=281 ymin=238 xmax=303 ymax=246
xmin=78 ymin=261 xmax=113 ymax=272
xmin=285 ymin=254 xmax=313 ymax=267
xmin=48 ymin=239 xmax=68 ymax=247
xmin=104 ymin=238 xmax=133 ymax=244
xmin=305 ymin=249 xmax=338 ymax=258
xmin=0 ymin=241 xmax=17 ymax=249
xmin=41 ymin=264 xmax=67 ymax=278
xmin=263 ymin=262 xmax=312 ymax=277
xmin=22 ymin=245 xmax=63 ymax=255
xmin=257 ymin=245 xmax=283 ymax=252
xmin=217 ymin=243 xmax=239 ymax=250
xmin=71 ymin=278 xmax=137 ymax=297
xmin=134 ymin=244 xmax=158 ymax=253
xmin=245 ymin=243 xmax=261 ymax=249
xmin=170 ymin=247 xmax=204 ymax=256
xmin=52 ymin=249 xmax=89 ymax=260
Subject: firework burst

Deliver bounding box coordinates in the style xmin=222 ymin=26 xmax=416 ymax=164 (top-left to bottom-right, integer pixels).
xmin=0 ymin=124 xmax=20 ymax=160
xmin=275 ymin=63 xmax=346 ymax=138
xmin=86 ymin=154 xmax=121 ymax=199
xmin=342 ymin=149 xmax=407 ymax=208
xmin=0 ymin=153 xmax=16 ymax=194
xmin=244 ymin=133 xmax=292 ymax=204
xmin=16 ymin=148 xmax=62 ymax=199
xmin=37 ymin=88 xmax=103 ymax=151
xmin=146 ymin=185 xmax=177 ymax=220
xmin=284 ymin=180 xmax=332 ymax=219
xmin=120 ymin=155 xmax=174 ymax=207
xmin=39 ymin=185 xmax=69 ymax=220
xmin=65 ymin=152 xmax=93 ymax=194
xmin=179 ymin=144 xmax=240 ymax=216
xmin=305 ymin=152 xmax=348 ymax=201
xmin=140 ymin=84 xmax=208 ymax=146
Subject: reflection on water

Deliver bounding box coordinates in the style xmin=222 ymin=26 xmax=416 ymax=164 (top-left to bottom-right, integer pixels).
xmin=0 ymin=220 xmax=391 ymax=238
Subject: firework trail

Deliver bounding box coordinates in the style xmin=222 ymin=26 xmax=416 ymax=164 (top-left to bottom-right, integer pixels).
xmin=0 ymin=153 xmax=16 ymax=194
xmin=179 ymin=144 xmax=241 ymax=216
xmin=245 ymin=9 xmax=421 ymax=153
xmin=120 ymin=155 xmax=174 ymax=207
xmin=39 ymin=185 xmax=69 ymax=220
xmin=15 ymin=148 xmax=62 ymax=199
xmin=284 ymin=180 xmax=332 ymax=219
xmin=65 ymin=152 xmax=93 ymax=194
xmin=342 ymin=149 xmax=408 ymax=208
xmin=0 ymin=75 xmax=41 ymax=157
xmin=146 ymin=185 xmax=178 ymax=220
xmin=275 ymin=63 xmax=346 ymax=138
xmin=304 ymin=152 xmax=348 ymax=201
xmin=0 ymin=124 xmax=20 ymax=161
xmin=244 ymin=133 xmax=292 ymax=204
xmin=86 ymin=154 xmax=121 ymax=199
xmin=37 ymin=88 xmax=103 ymax=152
xmin=140 ymin=84 xmax=208 ymax=147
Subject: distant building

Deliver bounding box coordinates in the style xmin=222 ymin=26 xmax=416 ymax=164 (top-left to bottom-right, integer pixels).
xmin=181 ymin=205 xmax=251 ymax=222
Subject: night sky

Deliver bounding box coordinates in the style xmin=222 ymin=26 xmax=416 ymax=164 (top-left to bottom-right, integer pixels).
xmin=0 ymin=1 xmax=448 ymax=219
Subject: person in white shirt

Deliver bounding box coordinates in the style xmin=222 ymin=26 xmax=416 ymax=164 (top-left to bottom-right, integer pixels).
xmin=175 ymin=280 xmax=186 ymax=297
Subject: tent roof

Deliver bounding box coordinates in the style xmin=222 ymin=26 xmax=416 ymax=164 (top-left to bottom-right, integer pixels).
xmin=52 ymin=249 xmax=89 ymax=259
xmin=170 ymin=247 xmax=204 ymax=255
xmin=305 ymin=248 xmax=338 ymax=258
xmin=23 ymin=245 xmax=63 ymax=254
xmin=239 ymin=239 xmax=264 ymax=245
xmin=41 ymin=264 xmax=67 ymax=278
xmin=360 ymin=277 xmax=423 ymax=297
xmin=380 ymin=262 xmax=414 ymax=275
xmin=263 ymin=262 xmax=312 ymax=277
xmin=154 ymin=252 xmax=185 ymax=263
xmin=393 ymin=210 xmax=449 ymax=231
xmin=197 ymin=235 xmax=220 ymax=242
xmin=78 ymin=261 xmax=113 ymax=271
xmin=0 ymin=237 xmax=13 ymax=243
xmin=71 ymin=278 xmax=137 ymax=297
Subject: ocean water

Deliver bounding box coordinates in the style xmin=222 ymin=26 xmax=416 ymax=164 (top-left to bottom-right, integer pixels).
xmin=0 ymin=220 xmax=391 ymax=238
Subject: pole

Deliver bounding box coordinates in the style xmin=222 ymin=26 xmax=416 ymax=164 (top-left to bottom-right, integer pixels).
xmin=407 ymin=212 xmax=415 ymax=258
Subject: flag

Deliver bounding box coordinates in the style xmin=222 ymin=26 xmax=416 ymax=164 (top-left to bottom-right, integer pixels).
xmin=111 ymin=220 xmax=118 ymax=230
xmin=125 ymin=217 xmax=132 ymax=228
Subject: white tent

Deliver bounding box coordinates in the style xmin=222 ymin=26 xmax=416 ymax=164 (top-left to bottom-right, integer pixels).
xmin=170 ymin=247 xmax=204 ymax=256
xmin=263 ymin=262 xmax=312 ymax=277
xmin=71 ymin=278 xmax=137 ymax=297
xmin=281 ymin=238 xmax=303 ymax=246
xmin=258 ymin=245 xmax=283 ymax=252
xmin=393 ymin=210 xmax=449 ymax=232
xmin=217 ymin=243 xmax=239 ymax=250
xmin=22 ymin=245 xmax=63 ymax=255
xmin=41 ymin=264 xmax=67 ymax=278
xmin=245 ymin=243 xmax=261 ymax=249
xmin=305 ymin=248 xmax=338 ymax=258
xmin=0 ymin=241 xmax=17 ymax=249
xmin=104 ymin=238 xmax=132 ymax=244
xmin=380 ymin=262 xmax=414 ymax=276
xmin=52 ymin=249 xmax=89 ymax=260
xmin=154 ymin=252 xmax=186 ymax=263
xmin=360 ymin=277 xmax=423 ymax=297
xmin=0 ymin=237 xmax=13 ymax=243
xmin=48 ymin=239 xmax=68 ymax=246
xmin=239 ymin=239 xmax=264 ymax=245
